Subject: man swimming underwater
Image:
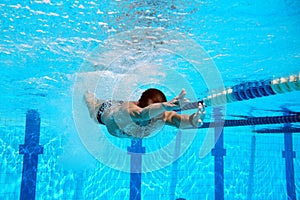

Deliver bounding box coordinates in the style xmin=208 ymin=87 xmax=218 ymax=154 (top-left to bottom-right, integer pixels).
xmin=85 ymin=88 xmax=205 ymax=138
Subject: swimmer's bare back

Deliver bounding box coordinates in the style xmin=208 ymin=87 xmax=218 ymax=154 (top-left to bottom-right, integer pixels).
xmin=85 ymin=89 xmax=206 ymax=139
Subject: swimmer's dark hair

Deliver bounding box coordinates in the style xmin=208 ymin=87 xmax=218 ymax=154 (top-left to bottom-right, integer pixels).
xmin=138 ymin=88 xmax=167 ymax=108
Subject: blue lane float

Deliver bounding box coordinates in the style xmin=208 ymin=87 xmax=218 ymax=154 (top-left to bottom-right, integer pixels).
xmin=203 ymin=72 xmax=300 ymax=106
xmin=19 ymin=110 xmax=44 ymax=200
xmin=176 ymin=72 xmax=300 ymax=108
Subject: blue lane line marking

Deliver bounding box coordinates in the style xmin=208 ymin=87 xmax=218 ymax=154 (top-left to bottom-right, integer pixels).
xmin=19 ymin=110 xmax=44 ymax=200
xmin=127 ymin=139 xmax=145 ymax=200
xmin=282 ymin=123 xmax=296 ymax=200
xmin=170 ymin=130 xmax=183 ymax=200
xmin=211 ymin=129 xmax=226 ymax=200
xmin=211 ymin=108 xmax=226 ymax=200
xmin=247 ymin=135 xmax=256 ymax=200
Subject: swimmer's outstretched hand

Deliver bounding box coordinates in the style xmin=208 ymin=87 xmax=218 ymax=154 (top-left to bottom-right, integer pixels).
xmin=189 ymin=103 xmax=206 ymax=127
xmin=162 ymin=89 xmax=190 ymax=110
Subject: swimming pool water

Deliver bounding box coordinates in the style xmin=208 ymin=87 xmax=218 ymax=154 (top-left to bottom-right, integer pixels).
xmin=1 ymin=0 xmax=300 ymax=199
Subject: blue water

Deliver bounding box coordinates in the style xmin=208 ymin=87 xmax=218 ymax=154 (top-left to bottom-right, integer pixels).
xmin=1 ymin=0 xmax=300 ymax=199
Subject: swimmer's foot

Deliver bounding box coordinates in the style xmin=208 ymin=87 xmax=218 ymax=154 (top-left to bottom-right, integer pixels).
xmin=84 ymin=91 xmax=101 ymax=122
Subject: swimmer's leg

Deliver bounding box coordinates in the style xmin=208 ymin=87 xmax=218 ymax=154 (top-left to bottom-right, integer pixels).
xmin=84 ymin=91 xmax=102 ymax=123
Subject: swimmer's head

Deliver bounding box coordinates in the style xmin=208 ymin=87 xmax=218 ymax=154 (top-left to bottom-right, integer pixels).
xmin=138 ymin=88 xmax=167 ymax=108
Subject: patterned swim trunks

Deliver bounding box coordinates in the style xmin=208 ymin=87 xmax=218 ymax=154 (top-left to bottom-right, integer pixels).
xmin=96 ymin=100 xmax=124 ymax=125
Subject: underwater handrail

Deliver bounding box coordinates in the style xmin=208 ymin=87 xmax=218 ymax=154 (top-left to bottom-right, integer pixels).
xmin=177 ymin=72 xmax=300 ymax=109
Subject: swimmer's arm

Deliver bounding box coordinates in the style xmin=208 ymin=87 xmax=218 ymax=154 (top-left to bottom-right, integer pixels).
xmin=128 ymin=103 xmax=168 ymax=121
xmin=164 ymin=112 xmax=189 ymax=128
xmin=164 ymin=103 xmax=205 ymax=129
xmin=129 ymin=89 xmax=190 ymax=121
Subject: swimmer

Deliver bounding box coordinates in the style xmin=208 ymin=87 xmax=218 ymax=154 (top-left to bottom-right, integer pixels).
xmin=84 ymin=88 xmax=205 ymax=138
